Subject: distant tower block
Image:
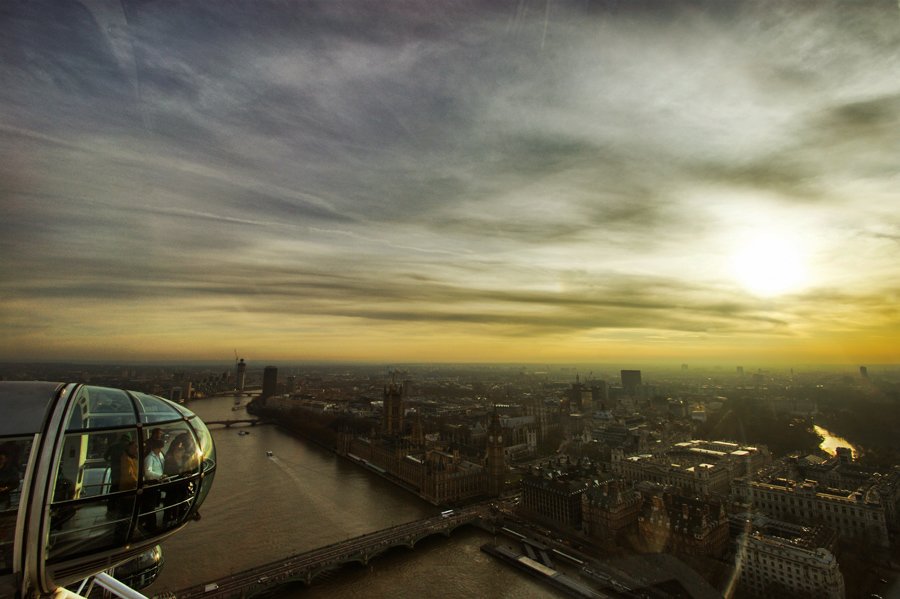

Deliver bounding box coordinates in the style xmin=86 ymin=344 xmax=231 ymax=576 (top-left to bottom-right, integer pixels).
xmin=382 ymin=382 xmax=404 ymax=436
xmin=859 ymin=366 xmax=869 ymax=379
xmin=262 ymin=365 xmax=278 ymax=399
xmin=681 ymin=363 xmax=688 ymax=371
xmin=737 ymin=366 xmax=744 ymax=376
xmin=236 ymin=358 xmax=247 ymax=391
xmin=591 ymin=381 xmax=609 ymax=409
xmin=580 ymin=390 xmax=593 ymax=413
xmin=621 ymin=369 xmax=642 ymax=396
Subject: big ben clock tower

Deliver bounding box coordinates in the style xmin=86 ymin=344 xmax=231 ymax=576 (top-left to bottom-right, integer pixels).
xmin=486 ymin=406 xmax=506 ymax=497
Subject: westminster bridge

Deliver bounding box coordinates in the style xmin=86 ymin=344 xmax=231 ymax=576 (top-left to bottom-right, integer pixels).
xmin=160 ymin=504 xmax=494 ymax=599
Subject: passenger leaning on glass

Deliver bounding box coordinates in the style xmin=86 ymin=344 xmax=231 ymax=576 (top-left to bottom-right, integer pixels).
xmin=144 ymin=439 xmax=165 ymax=483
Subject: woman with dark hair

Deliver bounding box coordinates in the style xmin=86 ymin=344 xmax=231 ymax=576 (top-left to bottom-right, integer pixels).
xmin=162 ymin=432 xmax=197 ymax=526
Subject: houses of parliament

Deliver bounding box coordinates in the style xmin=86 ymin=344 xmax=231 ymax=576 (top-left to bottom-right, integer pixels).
xmin=336 ymin=382 xmax=507 ymax=505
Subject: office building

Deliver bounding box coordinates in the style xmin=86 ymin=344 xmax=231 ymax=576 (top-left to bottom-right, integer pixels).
xmin=620 ymin=370 xmax=642 ymax=396
xmin=733 ymin=476 xmax=890 ymax=547
xmin=262 ymin=365 xmax=278 ymax=399
xmin=735 ymin=518 xmax=844 ymax=599
xmin=236 ymin=358 xmax=247 ymax=391
xmin=613 ymin=440 xmax=771 ymax=497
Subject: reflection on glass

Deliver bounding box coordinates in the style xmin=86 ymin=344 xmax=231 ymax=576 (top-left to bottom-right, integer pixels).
xmin=55 ymin=430 xmax=137 ymax=501
xmin=190 ymin=418 xmax=215 ymax=473
xmin=131 ymin=393 xmax=183 ymax=424
xmin=190 ymin=472 xmax=215 ymax=519
xmin=48 ymin=496 xmax=134 ymax=562
xmin=66 ymin=387 xmax=136 ymax=431
xmin=0 ymin=512 xmax=16 ymax=575
xmin=0 ymin=438 xmax=31 ymax=511
xmin=142 ymin=422 xmax=200 ymax=480
xmin=133 ymin=478 xmax=197 ymax=541
xmin=163 ymin=429 xmax=200 ymax=479
xmin=0 ymin=437 xmax=28 ymax=575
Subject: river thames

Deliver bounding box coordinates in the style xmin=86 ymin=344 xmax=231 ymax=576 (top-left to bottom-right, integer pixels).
xmin=146 ymin=395 xmax=562 ymax=598
xmin=814 ymin=424 xmax=861 ymax=459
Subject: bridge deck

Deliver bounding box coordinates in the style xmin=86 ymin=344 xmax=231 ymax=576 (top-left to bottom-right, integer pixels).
xmin=162 ymin=505 xmax=489 ymax=599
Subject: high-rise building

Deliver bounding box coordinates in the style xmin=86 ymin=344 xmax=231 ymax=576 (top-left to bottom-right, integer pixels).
xmin=236 ymin=358 xmax=247 ymax=391
xmin=620 ymin=370 xmax=642 ymax=396
xmin=860 ymin=365 xmax=869 ymax=379
xmin=262 ymin=366 xmax=278 ymax=399
xmin=591 ymin=381 xmax=609 ymax=409
xmin=569 ymin=375 xmax=585 ymax=409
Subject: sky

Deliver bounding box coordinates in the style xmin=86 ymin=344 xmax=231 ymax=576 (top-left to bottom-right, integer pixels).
xmin=1 ymin=0 xmax=899 ymax=366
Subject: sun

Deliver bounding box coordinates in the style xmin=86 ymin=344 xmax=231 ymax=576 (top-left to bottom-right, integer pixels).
xmin=731 ymin=230 xmax=810 ymax=297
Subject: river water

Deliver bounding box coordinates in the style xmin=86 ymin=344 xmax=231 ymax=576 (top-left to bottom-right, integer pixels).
xmin=813 ymin=424 xmax=860 ymax=459
xmin=146 ymin=395 xmax=560 ymax=598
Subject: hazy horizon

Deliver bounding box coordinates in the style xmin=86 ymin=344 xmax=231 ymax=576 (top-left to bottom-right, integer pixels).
xmin=3 ymin=1 xmax=899 ymax=364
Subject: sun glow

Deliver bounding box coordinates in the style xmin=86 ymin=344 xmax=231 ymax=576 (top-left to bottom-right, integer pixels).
xmin=731 ymin=231 xmax=810 ymax=297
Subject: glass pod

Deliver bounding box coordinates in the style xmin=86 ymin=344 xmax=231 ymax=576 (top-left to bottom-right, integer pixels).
xmin=0 ymin=382 xmax=216 ymax=597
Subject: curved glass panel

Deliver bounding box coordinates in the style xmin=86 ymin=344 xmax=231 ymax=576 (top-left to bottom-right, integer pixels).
xmin=0 ymin=437 xmax=32 ymax=574
xmin=141 ymin=423 xmax=200 ymax=483
xmin=0 ymin=381 xmax=62 ymax=436
xmin=66 ymin=387 xmax=136 ymax=431
xmin=114 ymin=545 xmax=164 ymax=590
xmin=131 ymin=393 xmax=183 ymax=425
xmin=169 ymin=402 xmax=194 ymax=418
xmin=48 ymin=496 xmax=135 ymax=562
xmin=132 ymin=477 xmax=197 ymax=540
xmin=189 ymin=418 xmax=215 ymax=473
xmin=53 ymin=430 xmax=138 ymax=501
xmin=189 ymin=471 xmax=215 ymax=519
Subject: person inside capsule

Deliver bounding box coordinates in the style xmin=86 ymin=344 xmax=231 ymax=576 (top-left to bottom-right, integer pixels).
xmin=0 ymin=382 xmax=216 ymax=596
xmin=47 ymin=386 xmax=215 ymax=558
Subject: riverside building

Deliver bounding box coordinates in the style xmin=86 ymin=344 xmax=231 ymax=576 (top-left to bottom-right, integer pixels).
xmin=335 ymin=383 xmax=505 ymax=505
xmin=735 ymin=518 xmax=844 ymax=599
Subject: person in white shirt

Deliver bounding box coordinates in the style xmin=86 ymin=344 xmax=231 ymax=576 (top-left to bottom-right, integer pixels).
xmin=144 ymin=439 xmax=165 ymax=482
xmin=141 ymin=437 xmax=167 ymax=532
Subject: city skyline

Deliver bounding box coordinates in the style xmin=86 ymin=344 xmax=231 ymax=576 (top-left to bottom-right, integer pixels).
xmin=2 ymin=1 xmax=900 ymax=365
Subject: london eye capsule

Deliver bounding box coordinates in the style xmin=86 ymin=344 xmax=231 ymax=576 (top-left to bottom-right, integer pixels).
xmin=0 ymin=382 xmax=216 ymax=597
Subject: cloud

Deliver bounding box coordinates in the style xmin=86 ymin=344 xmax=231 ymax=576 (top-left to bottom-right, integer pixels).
xmin=2 ymin=0 xmax=900 ymax=361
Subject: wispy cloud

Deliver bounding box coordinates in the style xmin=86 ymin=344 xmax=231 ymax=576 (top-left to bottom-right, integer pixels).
xmin=1 ymin=0 xmax=899 ymax=363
